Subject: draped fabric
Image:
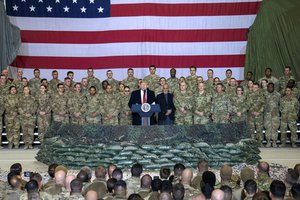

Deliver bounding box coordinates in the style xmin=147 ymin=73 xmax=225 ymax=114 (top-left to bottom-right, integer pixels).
xmin=245 ymin=0 xmax=300 ymax=81
xmin=0 ymin=0 xmax=21 ymax=71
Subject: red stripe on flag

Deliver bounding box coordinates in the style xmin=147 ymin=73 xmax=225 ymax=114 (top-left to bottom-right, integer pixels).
xmin=21 ymin=29 xmax=249 ymax=44
xmin=12 ymin=55 xmax=245 ymax=69
xmin=111 ymin=2 xmax=261 ymax=17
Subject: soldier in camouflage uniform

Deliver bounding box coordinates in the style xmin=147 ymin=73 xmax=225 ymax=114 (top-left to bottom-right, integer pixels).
xmin=174 ymin=81 xmax=194 ymax=125
xmin=0 ymin=74 xmax=10 ymax=95
xmin=86 ymin=86 xmax=103 ymax=124
xmin=211 ymin=83 xmax=231 ymax=123
xmin=67 ymin=71 xmax=76 ymax=88
xmin=28 ymin=68 xmax=41 ymax=96
xmin=205 ymin=69 xmax=215 ymax=94
xmin=51 ymin=83 xmax=69 ymax=123
xmin=246 ymin=83 xmax=265 ymax=144
xmin=280 ymin=87 xmax=299 ymax=148
xmin=194 ymin=82 xmax=212 ymax=125
xmin=17 ymin=77 xmax=29 ymax=95
xmin=279 ymin=66 xmax=295 ymax=94
xmin=12 ymin=68 xmax=23 ymax=92
xmin=258 ymin=68 xmax=279 ymax=91
xmin=87 ymin=68 xmax=101 ymax=91
xmin=35 ymin=85 xmax=51 ymax=143
xmin=68 ymin=83 xmax=87 ymax=125
xmin=143 ymin=65 xmax=160 ymax=91
xmin=240 ymin=71 xmax=253 ymax=91
xmin=264 ymin=83 xmax=281 ymax=147
xmin=4 ymin=86 xmax=20 ymax=149
xmin=119 ymin=86 xmax=132 ymax=125
xmin=63 ymin=77 xmax=73 ymax=96
xmin=225 ymin=78 xmax=237 ymax=98
xmin=230 ymin=86 xmax=247 ymax=123
xmin=102 ymin=84 xmax=120 ymax=125
xmin=222 ymin=69 xmax=232 ymax=88
xmin=80 ymin=78 xmax=90 ymax=96
xmin=154 ymin=77 xmax=167 ymax=96
xmin=122 ymin=68 xmax=139 ymax=91
xmin=105 ymin=70 xmax=119 ymax=92
xmin=167 ymin=68 xmax=179 ymax=94
xmin=48 ymin=70 xmax=62 ymax=93
xmin=18 ymin=86 xmax=37 ymax=149
xmin=256 ymin=161 xmax=272 ymax=191
xmin=186 ymin=66 xmax=198 ymax=93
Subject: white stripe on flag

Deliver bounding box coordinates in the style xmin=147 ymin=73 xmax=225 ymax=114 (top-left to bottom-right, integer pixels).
xmin=18 ymin=41 xmax=247 ymax=57
xmin=9 ymin=15 xmax=257 ymax=31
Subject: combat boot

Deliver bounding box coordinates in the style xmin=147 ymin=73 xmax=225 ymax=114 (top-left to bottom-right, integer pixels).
xmin=279 ymin=142 xmax=286 ymax=148
xmin=14 ymin=144 xmax=19 ymax=149
xmin=24 ymin=145 xmax=29 ymax=150
xmin=29 ymin=145 xmax=33 ymax=149
xmin=292 ymin=143 xmax=297 ymax=148
xmin=266 ymin=142 xmax=271 ymax=148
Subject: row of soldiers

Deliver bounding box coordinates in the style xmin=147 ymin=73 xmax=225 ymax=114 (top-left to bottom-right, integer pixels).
xmin=0 ymin=66 xmax=299 ymax=149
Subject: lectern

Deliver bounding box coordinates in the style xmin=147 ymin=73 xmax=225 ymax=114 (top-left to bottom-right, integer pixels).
xmin=131 ymin=103 xmax=161 ymax=126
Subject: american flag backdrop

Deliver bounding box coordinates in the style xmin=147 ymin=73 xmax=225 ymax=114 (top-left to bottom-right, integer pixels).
xmin=6 ymin=0 xmax=261 ymax=81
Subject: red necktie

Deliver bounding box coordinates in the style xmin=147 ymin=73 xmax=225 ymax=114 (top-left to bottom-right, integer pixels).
xmin=142 ymin=90 xmax=146 ymax=104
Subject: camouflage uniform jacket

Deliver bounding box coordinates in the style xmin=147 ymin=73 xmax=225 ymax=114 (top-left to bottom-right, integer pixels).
xmin=35 ymin=92 xmax=51 ymax=113
xmin=211 ymin=92 xmax=231 ymax=115
xmin=264 ymin=92 xmax=280 ymax=117
xmin=186 ymin=75 xmax=198 ymax=92
xmin=48 ymin=79 xmax=62 ymax=93
xmin=102 ymin=93 xmax=120 ymax=118
xmin=122 ymin=77 xmax=139 ymax=91
xmin=144 ymin=74 xmax=160 ymax=91
xmin=246 ymin=91 xmax=265 ymax=114
xmin=86 ymin=94 xmax=103 ymax=117
xmin=167 ymin=77 xmax=179 ymax=93
xmin=4 ymin=94 xmax=19 ymax=115
xmin=87 ymin=76 xmax=101 ymax=91
xmin=29 ymin=77 xmax=41 ymax=96
xmin=3 ymin=188 xmax=23 ymax=200
xmin=51 ymin=92 xmax=68 ymax=115
xmin=278 ymin=75 xmax=294 ymax=93
xmin=18 ymin=95 xmax=38 ymax=117
xmin=256 ymin=174 xmax=272 ymax=191
xmin=0 ymin=83 xmax=10 ymax=95
xmin=68 ymin=92 xmax=87 ymax=117
xmin=194 ymin=91 xmax=212 ymax=117
xmin=173 ymin=90 xmax=194 ymax=112
xmin=280 ymin=95 xmax=299 ymax=121
xmin=106 ymin=78 xmax=119 ymax=91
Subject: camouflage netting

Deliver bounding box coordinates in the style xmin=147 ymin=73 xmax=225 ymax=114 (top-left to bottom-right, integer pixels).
xmin=36 ymin=122 xmax=261 ymax=170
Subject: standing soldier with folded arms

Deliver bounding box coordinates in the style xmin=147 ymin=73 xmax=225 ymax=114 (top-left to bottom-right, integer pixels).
xmin=102 ymin=84 xmax=120 ymax=125
xmin=86 ymin=86 xmax=103 ymax=124
xmin=18 ymin=86 xmax=37 ymax=149
xmin=211 ymin=83 xmax=231 ymax=124
xmin=194 ymin=82 xmax=211 ymax=125
xmin=4 ymin=86 xmax=20 ymax=149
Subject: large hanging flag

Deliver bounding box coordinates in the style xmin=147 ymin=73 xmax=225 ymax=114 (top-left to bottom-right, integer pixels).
xmin=6 ymin=0 xmax=261 ymax=80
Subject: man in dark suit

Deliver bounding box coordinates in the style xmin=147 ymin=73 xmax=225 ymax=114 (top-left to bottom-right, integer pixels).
xmin=128 ymin=81 xmax=156 ymax=125
xmin=156 ymin=84 xmax=175 ymax=125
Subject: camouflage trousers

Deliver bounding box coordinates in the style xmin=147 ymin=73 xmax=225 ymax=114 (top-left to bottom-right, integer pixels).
xmin=20 ymin=116 xmax=36 ymax=146
xmin=86 ymin=115 xmax=102 ymax=124
xmin=212 ymin=113 xmax=229 ymax=124
xmin=193 ymin=115 xmax=210 ymax=125
xmin=37 ymin=114 xmax=51 ymax=143
xmin=0 ymin=115 xmax=2 ymax=146
xmin=5 ymin=115 xmax=20 ymax=146
xmin=280 ymin=120 xmax=298 ymax=144
xmin=119 ymin=114 xmax=132 ymax=125
xmin=248 ymin=114 xmax=264 ymax=141
xmin=264 ymin=114 xmax=280 ymax=142
xmin=230 ymin=113 xmax=247 ymax=123
xmin=70 ymin=115 xmax=86 ymax=125
xmin=52 ymin=113 xmax=69 ymax=124
xmin=175 ymin=112 xmax=193 ymax=125
xmin=103 ymin=116 xmax=119 ymax=125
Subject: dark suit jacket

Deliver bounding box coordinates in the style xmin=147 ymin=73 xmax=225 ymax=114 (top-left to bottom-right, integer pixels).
xmin=128 ymin=89 xmax=156 ymax=125
xmin=156 ymin=92 xmax=175 ymax=123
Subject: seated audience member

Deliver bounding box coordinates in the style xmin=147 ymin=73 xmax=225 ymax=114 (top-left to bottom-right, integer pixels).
xmin=148 ymin=177 xmax=162 ymax=200
xmin=172 ymin=183 xmax=185 ymax=200
xmin=126 ymin=163 xmax=143 ymax=195
xmin=69 ymin=178 xmax=84 ymax=199
xmin=169 ymin=163 xmax=186 ymax=184
xmin=137 ymin=174 xmax=152 ymax=199
xmin=113 ymin=180 xmax=127 ymax=200
xmin=160 ymin=167 xmax=171 ymax=180
xmin=232 ymin=167 xmax=255 ymax=200
xmin=269 ymin=180 xmax=286 ymax=200
xmin=85 ymin=190 xmax=98 ymax=200
xmin=159 ymin=192 xmax=173 ymax=200
xmin=192 ymin=159 xmax=208 ymax=190
xmin=3 ymin=171 xmax=23 ymax=200
xmin=243 ymin=180 xmax=258 ymax=200
xmin=220 ymin=185 xmax=232 ymax=200
xmin=112 ymin=168 xmax=123 ymax=181
xmin=201 ymin=171 xmax=217 ymax=199
xmin=256 ymin=161 xmax=272 ymax=191
xmin=211 ymin=189 xmax=225 ymax=200
xmin=291 ymin=183 xmax=300 ymax=200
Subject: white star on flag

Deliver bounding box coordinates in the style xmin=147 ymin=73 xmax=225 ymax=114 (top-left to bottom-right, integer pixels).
xmin=97 ymin=6 xmax=104 ymax=13
xmin=89 ymin=0 xmax=95 ymax=3
xmin=63 ymin=6 xmax=70 ymax=12
xmin=55 ymin=0 xmax=60 ymax=3
xmin=21 ymin=0 xmax=26 ymax=2
xmin=72 ymin=0 xmax=77 ymax=3
xmin=80 ymin=6 xmax=87 ymax=13
xmin=38 ymin=0 xmax=43 ymax=3
xmin=29 ymin=5 xmax=36 ymax=12
xmin=46 ymin=6 xmax=53 ymax=12
xmin=13 ymin=5 xmax=18 ymax=11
